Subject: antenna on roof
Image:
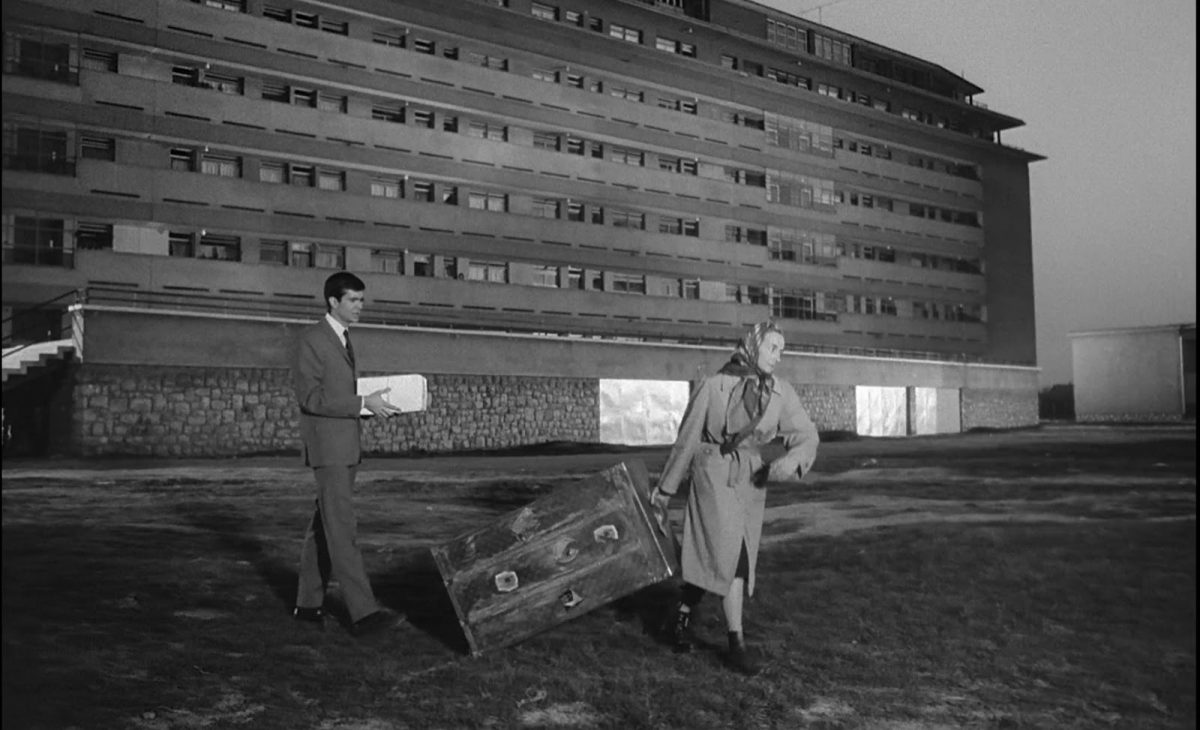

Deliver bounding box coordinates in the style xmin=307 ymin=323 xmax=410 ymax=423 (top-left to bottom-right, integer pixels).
xmin=796 ymin=0 xmax=855 ymax=25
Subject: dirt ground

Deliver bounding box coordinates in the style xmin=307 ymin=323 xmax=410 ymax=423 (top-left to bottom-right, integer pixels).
xmin=2 ymin=422 xmax=1195 ymax=730
xmin=5 ymin=423 xmax=1194 ymax=543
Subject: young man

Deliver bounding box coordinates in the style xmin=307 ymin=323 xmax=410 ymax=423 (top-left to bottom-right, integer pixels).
xmin=292 ymin=271 xmax=404 ymax=636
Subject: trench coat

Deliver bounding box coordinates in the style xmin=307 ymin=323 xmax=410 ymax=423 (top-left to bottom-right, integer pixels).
xmin=656 ymin=373 xmax=819 ymax=596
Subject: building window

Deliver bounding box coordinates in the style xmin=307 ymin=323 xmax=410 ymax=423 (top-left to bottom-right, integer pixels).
xmin=200 ymin=152 xmax=239 ymax=178
xmin=5 ymin=126 xmax=72 ymax=174
xmin=370 ymin=176 xmax=403 ymax=198
xmin=532 ymin=198 xmax=559 ymax=219
xmin=315 ymin=244 xmax=345 ymax=269
xmin=10 ymin=37 xmax=74 ymax=84
xmin=609 ymin=86 xmax=644 ymax=103
xmin=468 ymin=260 xmax=507 ymax=283
xmin=318 ymin=93 xmax=347 ymax=113
xmin=317 ymin=169 xmax=344 ymax=191
xmin=813 ymin=33 xmax=852 ymax=65
xmin=564 ymin=73 xmax=584 ymax=89
xmin=371 ymin=248 xmax=402 ymax=274
xmin=411 ymin=181 xmax=435 ymax=202
xmin=608 ymin=146 xmax=644 ymax=166
xmin=412 ymin=38 xmax=436 ymax=55
xmin=532 ymin=265 xmax=558 ymax=287
xmin=565 ymin=201 xmax=585 ymax=222
xmin=611 ymin=273 xmax=645 ymax=294
xmin=654 ymin=37 xmax=695 ymax=57
xmin=531 ymin=68 xmax=558 ymax=83
xmin=259 ymin=238 xmax=287 ymax=265
xmin=610 ymin=210 xmax=644 ymax=230
xmin=766 ymin=18 xmax=807 ymax=52
xmin=372 ymin=101 xmax=405 ymax=123
xmin=609 ymin=24 xmax=642 ymax=43
xmin=720 ymin=54 xmax=738 ymax=70
xmin=658 ymin=217 xmax=699 ymax=237
xmin=169 ymin=147 xmax=195 ymax=172
xmin=203 ymin=70 xmax=242 ymax=95
xmin=168 ymin=231 xmax=194 ymax=258
xmin=564 ymin=10 xmax=583 ymax=26
xmin=533 ymin=131 xmax=559 ymax=151
xmin=531 ymin=2 xmax=558 ymax=21
xmin=81 ymin=48 xmax=118 ymax=72
xmin=195 ymin=0 xmax=245 ymax=11
xmin=466 ymin=52 xmax=508 ymax=71
xmin=373 ymin=29 xmax=406 ymax=48
xmin=289 ymin=164 xmax=314 ymax=187
xmin=259 ymin=161 xmax=285 ymax=183
xmin=658 ymin=155 xmax=698 ymax=175
xmin=198 ymin=233 xmax=240 ymax=261
xmin=319 ymin=18 xmax=348 ymax=34
xmin=467 ymin=121 xmax=507 ymax=141
xmin=772 ymin=290 xmax=817 ymax=320
xmin=468 ymin=192 xmax=507 ymax=212
xmin=74 ymin=222 xmax=112 ymax=250
xmin=79 ymin=134 xmax=115 ymax=161
xmin=5 ymin=217 xmax=67 ymax=266
xmin=411 ymin=110 xmax=435 ymax=128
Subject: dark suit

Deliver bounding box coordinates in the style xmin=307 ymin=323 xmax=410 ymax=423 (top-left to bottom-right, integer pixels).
xmin=293 ymin=318 xmax=379 ymax=622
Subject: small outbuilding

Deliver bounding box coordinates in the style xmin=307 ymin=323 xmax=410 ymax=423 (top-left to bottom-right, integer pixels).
xmin=1070 ymin=323 xmax=1196 ymax=422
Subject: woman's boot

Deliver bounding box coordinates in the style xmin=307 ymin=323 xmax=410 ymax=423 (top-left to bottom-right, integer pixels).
xmin=726 ymin=631 xmax=760 ymax=676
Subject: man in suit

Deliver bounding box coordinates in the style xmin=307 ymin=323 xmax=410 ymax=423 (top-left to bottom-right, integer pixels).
xmin=292 ymin=271 xmax=404 ymax=637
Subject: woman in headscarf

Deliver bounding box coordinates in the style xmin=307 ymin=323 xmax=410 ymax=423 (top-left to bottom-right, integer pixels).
xmin=650 ymin=321 xmax=819 ymax=675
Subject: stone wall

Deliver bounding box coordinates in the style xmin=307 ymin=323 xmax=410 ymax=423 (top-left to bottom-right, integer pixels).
xmin=63 ymin=364 xmax=1038 ymax=457
xmin=961 ymin=387 xmax=1039 ymax=430
xmin=792 ymin=383 xmax=857 ymax=433
xmin=361 ymin=374 xmax=598 ymax=453
xmin=71 ymin=365 xmax=598 ymax=457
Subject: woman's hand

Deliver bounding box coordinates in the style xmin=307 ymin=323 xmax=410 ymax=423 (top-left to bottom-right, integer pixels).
xmin=650 ymin=487 xmax=671 ymax=511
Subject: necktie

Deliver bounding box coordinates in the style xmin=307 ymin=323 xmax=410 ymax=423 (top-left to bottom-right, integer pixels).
xmin=344 ymin=329 xmax=356 ymax=366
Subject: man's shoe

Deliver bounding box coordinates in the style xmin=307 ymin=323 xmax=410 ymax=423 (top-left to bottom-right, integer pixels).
xmin=292 ymin=606 xmax=325 ymax=628
xmin=664 ymin=604 xmax=695 ymax=654
xmin=350 ymin=608 xmax=404 ymax=638
xmin=726 ymin=631 xmax=761 ymax=676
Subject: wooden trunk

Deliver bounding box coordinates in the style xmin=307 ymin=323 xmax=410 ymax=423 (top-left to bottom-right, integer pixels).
xmin=430 ymin=460 xmax=679 ymax=655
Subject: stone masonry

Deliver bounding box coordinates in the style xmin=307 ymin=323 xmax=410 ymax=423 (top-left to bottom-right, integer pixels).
xmin=71 ymin=365 xmax=598 ymax=457
xmin=64 ymin=364 xmax=1035 ymax=457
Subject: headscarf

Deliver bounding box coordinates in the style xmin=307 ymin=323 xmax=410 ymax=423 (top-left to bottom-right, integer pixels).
xmin=717 ymin=321 xmax=781 ymax=454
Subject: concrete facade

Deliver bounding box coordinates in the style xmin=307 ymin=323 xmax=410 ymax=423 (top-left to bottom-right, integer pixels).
xmin=1071 ymin=324 xmax=1196 ymax=422
xmin=5 ymin=0 xmax=1044 ymax=455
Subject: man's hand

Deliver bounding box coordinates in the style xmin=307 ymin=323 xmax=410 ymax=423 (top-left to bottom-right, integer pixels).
xmin=363 ymin=388 xmax=402 ymax=418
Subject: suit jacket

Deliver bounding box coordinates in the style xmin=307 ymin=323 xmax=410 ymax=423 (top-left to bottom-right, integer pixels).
xmin=293 ymin=319 xmax=362 ymax=467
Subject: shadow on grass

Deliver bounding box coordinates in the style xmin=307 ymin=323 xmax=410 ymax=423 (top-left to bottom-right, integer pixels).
xmin=176 ymin=502 xmax=298 ymax=614
xmin=375 ymin=549 xmax=472 ymax=655
xmin=176 ymin=502 xmax=472 ymax=653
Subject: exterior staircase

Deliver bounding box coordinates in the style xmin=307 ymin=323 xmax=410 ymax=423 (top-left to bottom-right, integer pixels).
xmin=2 ymin=339 xmax=76 ymax=385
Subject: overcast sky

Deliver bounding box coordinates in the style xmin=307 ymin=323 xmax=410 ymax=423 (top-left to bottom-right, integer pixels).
xmin=757 ymin=0 xmax=1197 ymax=385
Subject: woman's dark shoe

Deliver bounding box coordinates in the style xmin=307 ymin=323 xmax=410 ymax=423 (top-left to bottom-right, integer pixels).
xmin=665 ymin=604 xmax=695 ymax=654
xmin=726 ymin=631 xmax=761 ymax=676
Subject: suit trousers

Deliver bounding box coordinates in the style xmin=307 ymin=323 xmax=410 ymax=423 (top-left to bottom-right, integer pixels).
xmin=296 ymin=465 xmax=379 ymax=622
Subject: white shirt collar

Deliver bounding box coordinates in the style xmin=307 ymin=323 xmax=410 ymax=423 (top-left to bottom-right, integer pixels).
xmin=324 ymin=313 xmax=349 ymax=345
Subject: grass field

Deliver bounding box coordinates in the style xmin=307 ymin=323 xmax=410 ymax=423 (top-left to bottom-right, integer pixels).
xmin=2 ymin=424 xmax=1195 ymax=729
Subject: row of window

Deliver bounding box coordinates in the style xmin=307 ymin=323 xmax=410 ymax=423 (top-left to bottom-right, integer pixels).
xmin=13 ymin=21 xmax=983 ymax=196
xmin=518 ymin=1 xmax=988 ymax=139
xmin=249 ymin=0 xmax=996 ymax=147
xmin=4 ymin=120 xmax=986 ymax=268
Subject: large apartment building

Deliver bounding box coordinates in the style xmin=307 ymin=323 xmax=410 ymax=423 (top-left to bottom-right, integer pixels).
xmin=1 ymin=0 xmax=1044 ymax=456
